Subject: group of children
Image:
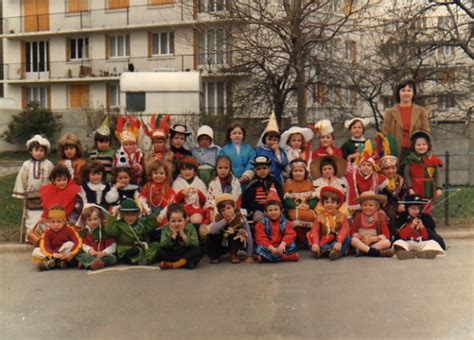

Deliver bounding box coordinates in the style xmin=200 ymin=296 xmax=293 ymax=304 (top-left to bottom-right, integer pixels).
xmin=13 ymin=113 xmax=447 ymax=271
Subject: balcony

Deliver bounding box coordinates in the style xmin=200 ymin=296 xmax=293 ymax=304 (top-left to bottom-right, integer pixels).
xmin=1 ymin=54 xmax=230 ymax=83
xmin=1 ymin=3 xmax=198 ymax=38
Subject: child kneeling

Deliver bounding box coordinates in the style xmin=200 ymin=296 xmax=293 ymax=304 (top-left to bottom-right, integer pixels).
xmin=206 ymin=194 xmax=254 ymax=264
xmin=76 ymin=205 xmax=117 ymax=271
xmin=254 ymin=200 xmax=299 ymax=263
xmin=307 ymin=187 xmax=351 ymax=261
xmin=156 ymin=203 xmax=203 ymax=269
xmin=32 ymin=205 xmax=82 ymax=271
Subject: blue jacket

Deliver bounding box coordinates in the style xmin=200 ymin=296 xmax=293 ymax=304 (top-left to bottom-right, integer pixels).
xmin=255 ymin=145 xmax=288 ymax=184
xmin=219 ymin=142 xmax=256 ymax=179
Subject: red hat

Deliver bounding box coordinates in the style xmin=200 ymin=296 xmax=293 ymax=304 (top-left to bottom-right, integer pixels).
xmin=178 ymin=156 xmax=200 ymax=169
xmin=320 ymin=186 xmax=345 ymax=206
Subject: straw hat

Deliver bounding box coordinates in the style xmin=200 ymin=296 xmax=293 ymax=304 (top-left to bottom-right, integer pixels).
xmin=310 ymin=155 xmax=347 ymax=178
xmin=215 ymin=193 xmax=236 ymax=207
xmin=355 ymin=191 xmax=387 ymax=206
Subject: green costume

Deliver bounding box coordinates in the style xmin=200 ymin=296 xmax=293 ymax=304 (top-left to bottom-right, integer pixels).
xmin=160 ymin=223 xmax=199 ymax=251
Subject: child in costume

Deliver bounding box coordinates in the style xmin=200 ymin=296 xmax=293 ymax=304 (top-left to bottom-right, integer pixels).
xmin=340 ymin=117 xmax=370 ymax=162
xmin=206 ymin=194 xmax=254 ymax=264
xmin=350 ymin=191 xmax=393 ymax=257
xmin=57 ymin=133 xmax=87 ymax=185
xmin=219 ymin=122 xmax=256 ymax=185
xmin=283 ymin=159 xmax=317 ymax=247
xmin=191 ymin=125 xmax=221 ymax=186
xmin=345 ymin=143 xmax=385 ymax=213
xmin=139 ymin=160 xmax=176 ymax=219
xmin=311 ymin=119 xmax=343 ymax=160
xmin=89 ymin=116 xmax=115 ymax=182
xmin=80 ymin=161 xmax=111 ymax=210
xmin=307 ymin=187 xmax=351 ymax=261
xmin=172 ymin=157 xmax=209 ymax=235
xmin=114 ymin=115 xmax=144 ymax=185
xmin=156 ymin=203 xmax=203 ymax=269
xmin=32 ymin=205 xmax=82 ymax=271
xmin=255 ymin=112 xmax=289 ymax=184
xmin=206 ymin=155 xmax=242 ymax=220
xmin=403 ymin=131 xmax=443 ymax=215
xmin=242 ymin=156 xmax=284 ymax=224
xmin=106 ymin=198 xmax=160 ymax=265
xmin=76 ymin=205 xmax=117 ymax=271
xmin=393 ymin=195 xmax=446 ymax=260
xmin=280 ymin=126 xmax=314 ymax=165
xmin=40 ymin=164 xmax=83 ymax=224
xmin=169 ymin=124 xmax=192 ymax=175
xmin=377 ymin=134 xmax=406 ymax=240
xmin=12 ymin=135 xmax=54 ymax=238
xmin=105 ymin=167 xmax=140 ymax=212
xmin=254 ymin=200 xmax=299 ymax=263
xmin=142 ymin=114 xmax=174 ymax=179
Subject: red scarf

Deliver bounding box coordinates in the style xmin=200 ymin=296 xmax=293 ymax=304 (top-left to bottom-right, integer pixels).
xmin=40 ymin=181 xmax=81 ymax=218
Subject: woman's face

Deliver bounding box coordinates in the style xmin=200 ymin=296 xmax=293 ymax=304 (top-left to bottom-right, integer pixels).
xmin=350 ymin=122 xmax=364 ymax=139
xmin=229 ymin=127 xmax=244 ymax=144
xmin=399 ymin=85 xmax=414 ymax=104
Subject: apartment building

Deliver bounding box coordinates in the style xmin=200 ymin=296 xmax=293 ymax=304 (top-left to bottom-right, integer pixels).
xmin=1 ymin=0 xmax=230 ymax=115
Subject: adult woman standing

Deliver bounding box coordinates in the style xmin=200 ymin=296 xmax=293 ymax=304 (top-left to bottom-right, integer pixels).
xmin=382 ymin=80 xmax=431 ymax=163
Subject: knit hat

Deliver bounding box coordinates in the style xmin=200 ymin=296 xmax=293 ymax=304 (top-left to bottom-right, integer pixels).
xmin=398 ymin=195 xmax=430 ymax=206
xmin=312 ymin=119 xmax=334 ymax=136
xmin=119 ymin=198 xmax=140 ymax=212
xmin=170 ymin=124 xmax=192 ymax=136
xmin=197 ymin=125 xmax=214 ymax=141
xmin=410 ymin=130 xmax=431 ymax=144
xmin=310 ymin=155 xmax=347 ymax=178
xmin=280 ymin=126 xmax=314 ymax=147
xmin=250 ymin=155 xmax=272 ymax=167
xmin=26 ymin=134 xmax=51 ymax=153
xmin=215 ymin=193 xmax=236 ymax=208
xmin=320 ymin=186 xmax=345 ymax=206
xmin=344 ymin=117 xmax=370 ymax=129
xmin=179 ymin=156 xmax=200 ymax=169
xmin=355 ymin=191 xmax=387 ymax=206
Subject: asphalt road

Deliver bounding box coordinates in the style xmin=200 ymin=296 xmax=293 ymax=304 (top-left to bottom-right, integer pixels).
xmin=1 ymin=239 xmax=473 ymax=340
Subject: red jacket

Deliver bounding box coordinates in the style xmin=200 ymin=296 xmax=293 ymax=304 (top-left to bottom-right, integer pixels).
xmin=309 ymin=211 xmax=349 ymax=246
xmin=255 ymin=219 xmax=297 ymax=248
xmin=398 ymin=221 xmax=430 ymax=241
xmin=40 ymin=225 xmax=82 ymax=257
xmin=350 ymin=211 xmax=390 ymax=239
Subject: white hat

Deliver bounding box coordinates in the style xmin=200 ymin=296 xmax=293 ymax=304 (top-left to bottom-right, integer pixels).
xmin=313 ymin=119 xmax=334 ymax=136
xmin=280 ymin=126 xmax=314 ymax=147
xmin=344 ymin=117 xmax=371 ymax=129
xmin=197 ymin=125 xmax=214 ymax=141
xmin=26 ymin=135 xmax=51 ymax=153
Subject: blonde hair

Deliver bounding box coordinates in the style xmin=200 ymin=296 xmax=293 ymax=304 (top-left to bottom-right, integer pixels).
xmin=57 ymin=133 xmax=84 ymax=159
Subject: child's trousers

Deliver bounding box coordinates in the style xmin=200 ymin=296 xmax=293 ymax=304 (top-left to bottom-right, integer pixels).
xmin=156 ymin=246 xmax=203 ymax=268
xmin=32 ymin=241 xmax=75 ymax=260
xmin=206 ymin=233 xmax=245 ymax=260
xmin=255 ymin=242 xmax=297 ymax=263
xmin=393 ymin=239 xmax=445 ymax=256
xmin=76 ymin=251 xmax=117 ymax=268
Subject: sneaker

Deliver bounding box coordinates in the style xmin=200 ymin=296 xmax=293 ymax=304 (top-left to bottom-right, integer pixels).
xmin=329 ymin=249 xmax=342 ymax=261
xmin=281 ymin=253 xmax=300 ymax=262
xmin=159 ymin=261 xmax=173 ymax=270
xmin=380 ymin=249 xmax=394 ymax=258
xmin=90 ymin=260 xmax=105 ymax=271
xmin=57 ymin=260 xmax=68 ymax=269
xmin=35 ymin=259 xmax=55 ymax=271
xmin=209 ymin=258 xmax=220 ymax=264
xmin=396 ymin=250 xmax=416 ymax=260
xmin=229 ymin=252 xmax=241 ymax=264
xmin=416 ymin=250 xmax=438 ymax=259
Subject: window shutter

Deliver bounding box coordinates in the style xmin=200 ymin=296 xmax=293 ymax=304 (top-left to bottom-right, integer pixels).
xmin=106 ymin=84 xmax=111 ymax=109
xmin=66 ymin=38 xmax=71 ymax=61
xmin=20 ymin=41 xmax=26 ymax=79
xmin=193 ymin=29 xmax=199 ymax=69
xmin=351 ymin=41 xmax=357 ymax=63
xmin=47 ymin=86 xmax=52 ymax=110
xmin=343 ymin=0 xmax=352 ymax=16
xmin=21 ymin=87 xmax=27 ymax=109
xmin=105 ymin=35 xmax=110 ymax=59
xmin=148 ymin=32 xmax=152 ymax=57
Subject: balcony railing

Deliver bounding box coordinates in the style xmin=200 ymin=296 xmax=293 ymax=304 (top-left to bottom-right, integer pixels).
xmin=1 ymin=2 xmax=196 ymax=36
xmin=1 ymin=54 xmax=231 ymax=81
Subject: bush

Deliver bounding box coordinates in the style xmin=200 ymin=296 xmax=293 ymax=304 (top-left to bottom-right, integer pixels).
xmin=2 ymin=101 xmax=62 ymax=145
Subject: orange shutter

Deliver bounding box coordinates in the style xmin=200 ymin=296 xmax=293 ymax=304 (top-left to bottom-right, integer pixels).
xmin=106 ymin=84 xmax=111 ymax=109
xmin=150 ymin=0 xmax=176 ymax=4
xmin=24 ymin=0 xmax=38 ymax=32
xmin=226 ymin=81 xmax=233 ymax=116
xmin=344 ymin=0 xmax=352 ymax=16
xmin=68 ymin=0 xmax=88 ymax=13
xmin=47 ymin=86 xmax=52 ymax=110
xmin=317 ymin=85 xmax=326 ymax=105
xmin=193 ymin=0 xmax=198 ymax=19
xmin=148 ymin=32 xmax=153 ymax=57
xmin=69 ymin=85 xmax=90 ymax=108
xmin=66 ymin=38 xmax=71 ymax=62
xmin=108 ymin=0 xmax=129 ymax=9
xmin=20 ymin=42 xmax=26 ymax=79
xmin=37 ymin=0 xmax=49 ymax=31
xmin=21 ymin=87 xmax=28 ymax=109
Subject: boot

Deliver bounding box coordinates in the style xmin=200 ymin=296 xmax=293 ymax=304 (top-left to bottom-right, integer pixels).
xmin=229 ymin=251 xmax=240 ymax=264
xmin=396 ymin=250 xmax=416 ymax=260
xmin=416 ymin=250 xmax=438 ymax=259
xmin=35 ymin=259 xmax=55 ymax=271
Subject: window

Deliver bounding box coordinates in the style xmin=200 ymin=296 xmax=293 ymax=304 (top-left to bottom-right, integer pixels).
xmin=198 ymin=0 xmax=226 ymax=12
xmin=108 ymin=84 xmax=120 ymax=107
xmin=382 ymin=96 xmax=395 ymax=109
xmin=26 ymin=86 xmax=48 ymax=108
xmin=109 ymin=35 xmax=130 ymax=58
xmin=438 ymin=16 xmax=452 ymax=30
xmin=149 ymin=0 xmax=175 ymax=5
xmin=107 ymin=0 xmax=129 ymax=9
xmin=344 ymin=40 xmax=356 ymax=63
xmin=203 ymin=82 xmax=226 ymax=115
xmin=24 ymin=0 xmax=49 ymax=32
xmin=69 ymin=84 xmax=90 ymax=108
xmin=25 ymin=41 xmax=49 ymax=73
xmin=69 ymin=38 xmax=88 ymax=60
xmin=438 ymin=95 xmax=455 ymax=110
xmin=199 ymin=30 xmax=226 ymax=65
xmin=345 ymin=88 xmax=357 ymax=106
xmin=152 ymin=32 xmax=174 ymax=55
xmin=439 ymin=68 xmax=456 ymax=82
xmin=68 ymin=0 xmax=88 ymax=13
xmin=440 ymin=45 xmax=455 ymax=57
xmin=126 ymin=92 xmax=145 ymax=112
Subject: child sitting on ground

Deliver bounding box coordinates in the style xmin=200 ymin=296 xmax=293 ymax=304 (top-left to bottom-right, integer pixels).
xmin=13 ymin=135 xmax=54 ymax=239
xmin=242 ymin=156 xmax=284 ymax=225
xmin=254 ymin=200 xmax=299 ymax=263
xmin=106 ymin=199 xmax=160 ymax=265
xmin=80 ymin=162 xmax=111 ymax=210
xmin=157 ymin=203 xmax=203 ymax=269
xmin=32 ymin=205 xmax=82 ymax=271
xmin=57 ymin=133 xmax=88 ymax=185
xmin=307 ymin=187 xmax=350 ymax=261
xmin=206 ymin=194 xmax=254 ymax=264
xmin=191 ymin=125 xmax=221 ymax=186
xmin=350 ymin=191 xmax=393 ymax=258
xmin=393 ymin=195 xmax=446 ymax=260
xmin=40 ymin=164 xmax=82 ymax=224
xmin=76 ymin=205 xmax=117 ymax=271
